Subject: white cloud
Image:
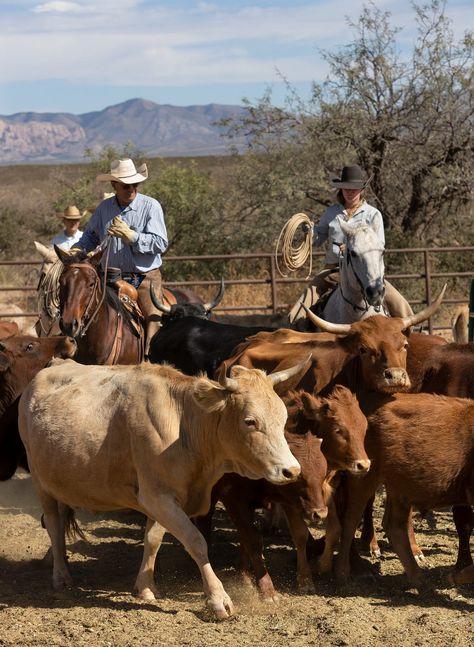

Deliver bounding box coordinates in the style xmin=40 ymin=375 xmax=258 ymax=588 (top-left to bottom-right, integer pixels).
xmin=33 ymin=1 xmax=84 ymax=13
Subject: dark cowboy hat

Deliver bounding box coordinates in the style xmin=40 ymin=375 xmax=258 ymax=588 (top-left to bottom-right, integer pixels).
xmin=330 ymin=165 xmax=368 ymax=190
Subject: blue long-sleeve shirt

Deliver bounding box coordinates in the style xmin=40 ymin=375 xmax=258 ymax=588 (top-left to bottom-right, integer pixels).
xmin=77 ymin=193 xmax=168 ymax=273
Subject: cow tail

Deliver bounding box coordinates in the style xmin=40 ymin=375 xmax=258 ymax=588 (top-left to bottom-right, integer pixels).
xmin=65 ymin=507 xmax=87 ymax=542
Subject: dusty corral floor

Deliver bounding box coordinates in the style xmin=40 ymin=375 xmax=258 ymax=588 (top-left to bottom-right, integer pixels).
xmin=0 ymin=473 xmax=472 ymax=647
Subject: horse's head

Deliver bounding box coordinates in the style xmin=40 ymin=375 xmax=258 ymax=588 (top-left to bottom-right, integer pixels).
xmin=56 ymin=246 xmax=104 ymax=338
xmin=339 ymin=220 xmax=385 ymax=308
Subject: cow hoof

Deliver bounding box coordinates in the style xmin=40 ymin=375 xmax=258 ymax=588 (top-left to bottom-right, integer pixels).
xmin=207 ymin=593 xmax=234 ymax=620
xmin=52 ymin=572 xmax=73 ymax=589
xmin=414 ymin=553 xmax=425 ymax=564
xmin=371 ymin=547 xmax=381 ymax=558
xmin=135 ymin=586 xmax=162 ymax=601
xmin=297 ymin=581 xmax=316 ymax=595
xmin=262 ymin=592 xmax=281 ymax=603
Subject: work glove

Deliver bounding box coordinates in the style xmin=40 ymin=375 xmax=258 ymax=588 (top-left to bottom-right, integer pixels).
xmin=107 ymin=216 xmax=138 ymax=245
xmin=66 ymin=247 xmax=83 ymax=256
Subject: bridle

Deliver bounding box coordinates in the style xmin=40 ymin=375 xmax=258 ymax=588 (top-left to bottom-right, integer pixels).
xmin=61 ymin=247 xmax=110 ymax=338
xmin=338 ymin=246 xmax=384 ymax=314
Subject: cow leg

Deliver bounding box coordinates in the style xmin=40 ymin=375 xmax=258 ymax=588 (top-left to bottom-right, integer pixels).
xmin=452 ymin=505 xmax=474 ymax=570
xmin=142 ymin=493 xmax=234 ymax=619
xmin=221 ymin=495 xmax=279 ymax=601
xmin=281 ymin=504 xmax=314 ymax=594
xmin=316 ymin=495 xmax=341 ymax=575
xmin=450 ymin=563 xmax=474 ymax=585
xmin=35 ymin=487 xmax=72 ymax=589
xmin=335 ymin=475 xmax=376 ymax=582
xmin=359 ymin=495 xmax=381 ymax=557
xmin=134 ymin=517 xmax=166 ymax=601
xmin=407 ymin=508 xmax=424 ymax=562
xmin=384 ymin=495 xmax=424 ymax=590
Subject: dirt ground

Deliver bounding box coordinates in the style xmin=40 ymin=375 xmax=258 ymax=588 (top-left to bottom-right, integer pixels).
xmin=0 ymin=472 xmax=472 ymax=647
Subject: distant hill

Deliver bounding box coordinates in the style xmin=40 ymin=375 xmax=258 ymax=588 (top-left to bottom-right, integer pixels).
xmin=0 ymin=98 xmax=247 ymax=164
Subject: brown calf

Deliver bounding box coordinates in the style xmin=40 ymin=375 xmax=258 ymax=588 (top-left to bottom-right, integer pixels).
xmin=335 ymin=392 xmax=474 ymax=590
xmin=0 ymin=335 xmax=77 ymax=479
xmin=196 ymin=386 xmax=369 ymax=599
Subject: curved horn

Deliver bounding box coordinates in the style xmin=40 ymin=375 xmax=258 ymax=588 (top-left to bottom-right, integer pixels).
xmin=150 ymin=283 xmax=171 ymax=314
xmin=400 ymin=284 xmax=447 ymax=330
xmin=301 ymin=304 xmax=352 ymax=334
xmin=269 ymin=353 xmax=312 ymax=386
xmin=204 ymin=277 xmax=225 ymax=312
xmin=217 ymin=366 xmax=239 ymax=392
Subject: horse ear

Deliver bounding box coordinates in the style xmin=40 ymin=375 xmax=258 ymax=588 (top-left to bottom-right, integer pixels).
xmin=54 ymin=245 xmax=70 ymax=263
xmin=87 ymin=246 xmax=105 ymax=266
xmin=338 ymin=217 xmax=351 ymax=237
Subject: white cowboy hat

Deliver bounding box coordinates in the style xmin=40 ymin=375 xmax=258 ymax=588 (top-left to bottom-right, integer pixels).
xmin=96 ymin=158 xmax=148 ymax=184
xmin=56 ymin=205 xmax=83 ymax=220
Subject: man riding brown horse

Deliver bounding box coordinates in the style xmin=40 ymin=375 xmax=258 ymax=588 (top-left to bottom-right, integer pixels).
xmin=67 ymin=158 xmax=168 ymax=355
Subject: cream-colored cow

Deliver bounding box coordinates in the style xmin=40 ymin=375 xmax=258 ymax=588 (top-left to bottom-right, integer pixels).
xmin=18 ymin=357 xmax=309 ymax=619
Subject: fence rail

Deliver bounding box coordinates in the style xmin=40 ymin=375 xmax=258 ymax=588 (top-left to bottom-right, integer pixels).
xmin=0 ymin=246 xmax=473 ymax=335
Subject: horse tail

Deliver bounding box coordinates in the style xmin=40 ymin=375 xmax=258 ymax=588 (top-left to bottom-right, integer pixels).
xmin=451 ymin=305 xmax=469 ymax=344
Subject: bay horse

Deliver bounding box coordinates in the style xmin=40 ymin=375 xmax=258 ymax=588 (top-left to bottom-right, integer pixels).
xmin=55 ymin=245 xmax=144 ymax=365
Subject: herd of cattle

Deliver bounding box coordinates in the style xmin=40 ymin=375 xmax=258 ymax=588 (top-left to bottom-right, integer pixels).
xmin=0 ymin=284 xmax=473 ymax=619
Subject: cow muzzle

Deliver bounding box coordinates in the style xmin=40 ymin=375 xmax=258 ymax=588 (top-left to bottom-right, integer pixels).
xmin=382 ymin=367 xmax=411 ymax=390
xmin=348 ymin=458 xmax=371 ymax=475
xmin=268 ymin=462 xmax=301 ymax=485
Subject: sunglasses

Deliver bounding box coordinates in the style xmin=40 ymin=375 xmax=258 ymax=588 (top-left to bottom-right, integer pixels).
xmin=114 ymin=182 xmax=139 ymax=190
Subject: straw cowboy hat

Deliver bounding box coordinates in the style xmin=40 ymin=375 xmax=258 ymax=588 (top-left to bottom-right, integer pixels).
xmin=57 ymin=205 xmax=83 ymax=220
xmin=330 ymin=165 xmax=368 ymax=190
xmin=96 ymin=158 xmax=148 ymax=184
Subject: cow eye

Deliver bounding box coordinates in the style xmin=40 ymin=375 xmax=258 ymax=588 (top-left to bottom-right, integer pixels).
xmin=359 ymin=346 xmax=368 ymax=354
xmin=26 ymin=343 xmax=34 ymax=351
xmin=244 ymin=417 xmax=256 ymax=428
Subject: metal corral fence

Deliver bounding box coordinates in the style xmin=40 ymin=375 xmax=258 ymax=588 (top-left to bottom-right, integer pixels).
xmin=0 ymin=246 xmax=473 ymax=335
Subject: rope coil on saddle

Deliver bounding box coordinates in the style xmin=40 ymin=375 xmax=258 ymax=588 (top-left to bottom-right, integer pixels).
xmin=275 ymin=212 xmax=314 ymax=279
xmin=37 ymin=259 xmax=63 ymax=335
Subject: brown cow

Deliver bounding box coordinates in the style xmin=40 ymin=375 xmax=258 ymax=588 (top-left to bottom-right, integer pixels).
xmin=0 ymin=321 xmax=20 ymax=339
xmin=220 ymin=287 xmax=446 ymax=397
xmin=196 ymin=385 xmax=369 ymax=599
xmin=0 ymin=335 xmax=77 ymax=480
xmin=334 ymin=391 xmax=474 ymax=590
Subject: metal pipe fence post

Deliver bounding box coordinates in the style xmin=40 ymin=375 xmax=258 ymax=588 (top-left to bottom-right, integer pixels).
xmin=423 ymin=249 xmax=433 ymax=334
xmin=469 ymin=279 xmax=474 ymax=342
xmin=269 ymin=255 xmax=278 ymax=314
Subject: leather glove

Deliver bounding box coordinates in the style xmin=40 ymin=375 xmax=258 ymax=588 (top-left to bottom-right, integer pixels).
xmin=66 ymin=247 xmax=83 ymax=255
xmin=107 ymin=216 xmax=137 ymax=245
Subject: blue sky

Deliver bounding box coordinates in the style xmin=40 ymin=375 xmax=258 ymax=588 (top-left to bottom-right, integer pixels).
xmin=0 ymin=0 xmax=472 ymax=115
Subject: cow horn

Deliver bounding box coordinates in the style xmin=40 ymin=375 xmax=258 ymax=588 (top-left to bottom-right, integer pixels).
xmin=269 ymin=354 xmax=312 ymax=386
xmin=204 ymin=277 xmax=225 ymax=312
xmin=217 ymin=367 xmax=239 ymax=392
xmin=301 ymin=304 xmax=352 ymax=334
xmin=150 ymin=283 xmax=171 ymax=314
xmin=400 ymin=284 xmax=447 ymax=329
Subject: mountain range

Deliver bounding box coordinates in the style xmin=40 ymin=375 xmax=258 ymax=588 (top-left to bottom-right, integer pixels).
xmin=0 ymin=98 xmax=247 ymax=164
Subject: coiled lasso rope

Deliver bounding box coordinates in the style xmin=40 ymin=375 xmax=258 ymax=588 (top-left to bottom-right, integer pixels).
xmin=275 ymin=212 xmax=314 ymax=279
xmin=37 ymin=259 xmax=64 ymax=335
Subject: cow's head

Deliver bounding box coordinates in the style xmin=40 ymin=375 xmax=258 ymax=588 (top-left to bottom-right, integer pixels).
xmin=150 ymin=278 xmax=225 ymax=322
xmin=302 ymin=285 xmax=446 ymax=393
xmin=192 ymin=356 xmax=312 ymax=485
xmin=286 ymin=386 xmax=370 ymax=475
xmin=277 ymin=429 xmax=328 ymax=522
xmin=0 ymin=336 xmax=77 ymax=413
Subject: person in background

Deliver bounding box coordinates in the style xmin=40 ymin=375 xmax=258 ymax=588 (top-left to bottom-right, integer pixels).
xmin=51 ymin=206 xmax=83 ymax=250
xmin=289 ymin=165 xmax=413 ymax=321
xmin=69 ymin=158 xmax=168 ymax=354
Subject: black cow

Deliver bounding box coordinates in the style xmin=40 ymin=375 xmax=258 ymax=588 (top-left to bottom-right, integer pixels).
xmin=150 ymin=278 xmax=225 ymax=325
xmin=147 ymin=316 xmax=276 ymax=376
